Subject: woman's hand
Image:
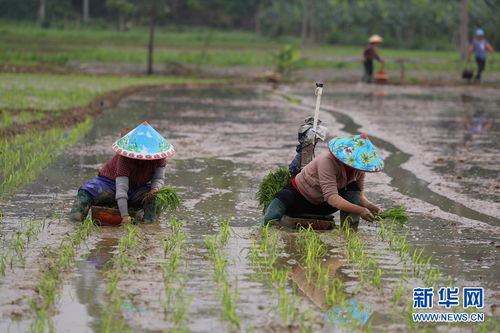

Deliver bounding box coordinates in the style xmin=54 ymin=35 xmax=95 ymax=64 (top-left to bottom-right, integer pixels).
xmin=142 ymin=187 xmax=159 ymax=203
xmin=360 ymin=208 xmax=375 ymax=222
xmin=121 ymin=215 xmax=130 ymax=225
xmin=369 ymin=204 xmax=383 ymax=215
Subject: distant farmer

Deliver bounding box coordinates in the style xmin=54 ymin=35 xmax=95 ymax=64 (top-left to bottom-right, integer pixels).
xmin=263 ymin=134 xmax=384 ymax=227
xmin=468 ymin=29 xmax=494 ymax=81
xmin=68 ymin=122 xmax=175 ymax=224
xmin=363 ymin=34 xmax=385 ymax=83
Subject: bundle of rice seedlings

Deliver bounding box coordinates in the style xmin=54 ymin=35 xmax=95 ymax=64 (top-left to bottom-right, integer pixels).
xmin=256 ymin=167 xmax=291 ymax=211
xmin=153 ymin=187 xmax=180 ymax=214
xmin=377 ymin=206 xmax=409 ymax=225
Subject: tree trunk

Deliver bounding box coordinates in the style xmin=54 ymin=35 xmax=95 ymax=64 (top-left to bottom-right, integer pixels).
xmin=301 ymin=0 xmax=308 ymax=47
xmin=309 ymin=0 xmax=315 ymax=43
xmin=254 ymin=4 xmax=261 ymax=35
xmin=83 ymin=0 xmax=89 ymax=22
xmin=459 ymin=0 xmax=469 ymax=61
xmin=118 ymin=10 xmax=125 ymax=32
xmin=38 ymin=0 xmax=46 ymax=27
xmin=147 ymin=0 xmax=158 ymax=75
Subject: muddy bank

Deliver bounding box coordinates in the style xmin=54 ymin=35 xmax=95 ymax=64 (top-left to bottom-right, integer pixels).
xmin=0 ymin=82 xmax=236 ymax=138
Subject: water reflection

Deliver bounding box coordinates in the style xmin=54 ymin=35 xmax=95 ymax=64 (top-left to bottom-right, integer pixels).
xmin=59 ymin=238 xmax=118 ymax=332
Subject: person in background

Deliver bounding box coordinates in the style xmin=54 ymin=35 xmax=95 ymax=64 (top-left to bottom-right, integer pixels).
xmin=468 ymin=29 xmax=494 ymax=82
xmin=363 ymin=34 xmax=385 ymax=83
xmin=68 ymin=122 xmax=175 ymax=224
xmin=263 ymin=134 xmax=384 ymax=228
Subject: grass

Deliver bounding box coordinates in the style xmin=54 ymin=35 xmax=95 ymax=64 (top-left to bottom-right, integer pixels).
xmin=3 ymin=24 xmax=493 ymax=75
xmin=0 ymin=73 xmax=222 ymax=111
xmin=256 ymin=167 xmax=291 ymax=211
xmin=0 ymin=118 xmax=93 ymax=199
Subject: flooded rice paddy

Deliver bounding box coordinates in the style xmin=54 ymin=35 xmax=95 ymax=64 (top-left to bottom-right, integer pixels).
xmin=0 ymin=83 xmax=498 ymax=332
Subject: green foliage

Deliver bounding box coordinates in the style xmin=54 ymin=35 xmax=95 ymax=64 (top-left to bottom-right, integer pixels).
xmin=272 ymin=45 xmax=301 ymax=77
xmin=153 ymin=187 xmax=181 ymax=214
xmin=0 ymin=73 xmax=222 ymax=111
xmin=256 ymin=167 xmax=291 ymax=211
xmin=377 ymin=206 xmax=409 ymax=225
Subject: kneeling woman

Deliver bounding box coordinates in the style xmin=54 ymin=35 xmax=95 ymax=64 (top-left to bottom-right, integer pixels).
xmin=69 ymin=122 xmax=175 ymax=224
xmin=264 ymin=134 xmax=383 ymax=227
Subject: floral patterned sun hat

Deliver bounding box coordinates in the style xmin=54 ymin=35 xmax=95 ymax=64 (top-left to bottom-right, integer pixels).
xmin=328 ymin=134 xmax=384 ymax=172
xmin=112 ymin=121 xmax=175 ymax=160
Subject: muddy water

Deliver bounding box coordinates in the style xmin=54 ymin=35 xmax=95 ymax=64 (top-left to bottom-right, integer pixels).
xmin=0 ymin=84 xmax=499 ymax=332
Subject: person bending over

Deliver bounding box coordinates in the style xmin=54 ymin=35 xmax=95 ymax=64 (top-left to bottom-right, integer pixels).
xmin=264 ymin=134 xmax=383 ymax=228
xmin=68 ymin=122 xmax=175 ymax=224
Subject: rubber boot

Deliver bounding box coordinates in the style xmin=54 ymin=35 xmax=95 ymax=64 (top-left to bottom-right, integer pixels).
xmin=68 ymin=190 xmax=93 ymax=223
xmin=340 ymin=211 xmax=360 ymax=231
xmin=142 ymin=199 xmax=158 ymax=224
xmin=263 ymin=198 xmax=287 ymax=227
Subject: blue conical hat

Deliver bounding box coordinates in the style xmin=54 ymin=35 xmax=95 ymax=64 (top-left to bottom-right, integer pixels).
xmin=328 ymin=134 xmax=384 ymax=172
xmin=112 ymin=122 xmax=175 ymax=160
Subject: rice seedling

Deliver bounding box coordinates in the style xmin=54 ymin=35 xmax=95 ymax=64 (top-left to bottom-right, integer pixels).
xmin=0 ymin=118 xmax=93 ymax=199
xmin=221 ymin=279 xmax=240 ymax=328
xmin=376 ymin=206 xmax=409 ymax=225
xmin=1 ymin=111 xmax=13 ymax=128
xmin=249 ymin=226 xmax=314 ymax=325
xmin=300 ymin=309 xmax=315 ymax=333
xmin=204 ymin=218 xmax=240 ymax=330
xmin=0 ymin=253 xmax=6 ymax=276
xmin=159 ymin=219 xmax=191 ymax=332
xmin=0 ymin=218 xmax=49 ymax=275
xmin=256 ymin=167 xmax=291 ymax=211
xmin=218 ymin=218 xmax=231 ymax=246
xmin=392 ymin=279 xmax=407 ymax=307
xmin=153 ymin=187 xmax=181 ymax=214
xmin=30 ymin=217 xmax=96 ymax=332
xmin=0 ymin=73 xmax=223 ymax=111
xmin=100 ymin=224 xmax=140 ymax=332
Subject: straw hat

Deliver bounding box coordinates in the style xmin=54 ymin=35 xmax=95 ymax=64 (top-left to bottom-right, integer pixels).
xmin=112 ymin=121 xmax=175 ymax=160
xmin=328 ymin=134 xmax=384 ymax=172
xmin=368 ymin=34 xmax=383 ymax=43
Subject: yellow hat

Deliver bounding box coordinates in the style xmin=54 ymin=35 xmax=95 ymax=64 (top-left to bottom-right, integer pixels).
xmin=368 ymin=34 xmax=383 ymax=43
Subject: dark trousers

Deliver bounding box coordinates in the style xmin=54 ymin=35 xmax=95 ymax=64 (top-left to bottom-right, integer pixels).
xmin=363 ymin=60 xmax=374 ymax=83
xmin=475 ymin=57 xmax=486 ymax=80
xmin=275 ymin=181 xmax=361 ymax=217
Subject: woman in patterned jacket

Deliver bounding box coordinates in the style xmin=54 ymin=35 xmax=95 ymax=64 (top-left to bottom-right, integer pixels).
xmin=68 ymin=122 xmax=175 ymax=224
xmin=263 ymin=134 xmax=384 ymax=228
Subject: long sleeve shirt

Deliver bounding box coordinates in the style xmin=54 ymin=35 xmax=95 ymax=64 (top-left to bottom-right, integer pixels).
xmin=294 ymin=152 xmax=365 ymax=205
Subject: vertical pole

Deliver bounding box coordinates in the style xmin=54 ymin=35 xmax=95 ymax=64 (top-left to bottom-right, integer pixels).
xmin=312 ymin=82 xmax=323 ymax=142
xmin=147 ymin=0 xmax=158 ymax=75
xmin=459 ymin=0 xmax=469 ymax=61
xmin=38 ymin=0 xmax=46 ymax=27
xmin=83 ymin=0 xmax=89 ymax=22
